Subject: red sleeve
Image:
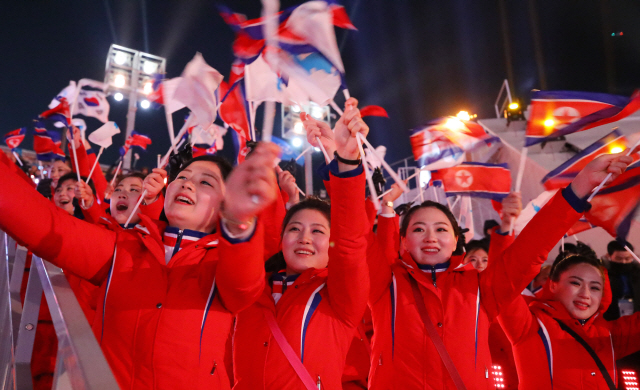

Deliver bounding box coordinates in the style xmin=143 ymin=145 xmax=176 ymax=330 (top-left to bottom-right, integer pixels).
xmin=0 ymin=151 xmax=35 ymax=187
xmin=327 ymin=170 xmax=370 ymax=327
xmin=487 ymin=230 xmax=514 ymax=268
xmin=610 ymin=311 xmax=640 ymax=359
xmin=258 ymin=189 xmax=287 ymax=261
xmin=480 ymin=191 xmax=583 ymax=320
xmin=139 ymin=192 xmax=164 ymax=220
xmin=85 ymin=149 xmax=108 ymax=203
xmin=215 ymin=222 xmax=266 ymax=314
xmin=365 ymin=198 xmax=377 ymax=228
xmin=496 ymin=294 xmax=539 ymax=346
xmin=69 ymin=143 xmax=91 ymax=177
xmin=368 ymin=216 xmax=395 ymax=304
xmin=0 ymin=165 xmax=116 ymax=281
xmin=81 ymin=199 xmax=110 ymax=225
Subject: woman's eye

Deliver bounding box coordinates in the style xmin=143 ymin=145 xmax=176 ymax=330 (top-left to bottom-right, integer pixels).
xmin=412 ymin=228 xmax=424 ymax=233
xmin=591 ymin=286 xmax=601 ymax=292
xmin=114 ymin=188 xmax=121 ymax=192
xmin=570 ymin=281 xmax=580 ymax=286
xmin=289 ymin=227 xmax=300 ymax=232
xmin=437 ymin=227 xmax=448 ymax=232
xmin=313 ymin=229 xmax=325 ymax=234
xmin=176 ymin=175 xmax=186 ymax=180
xmin=201 ymin=180 xmax=212 ymax=187
xmin=130 ymin=188 xmax=139 ymax=192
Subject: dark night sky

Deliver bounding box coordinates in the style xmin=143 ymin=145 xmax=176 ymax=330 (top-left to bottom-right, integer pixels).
xmin=2 ymin=0 xmax=640 ymax=176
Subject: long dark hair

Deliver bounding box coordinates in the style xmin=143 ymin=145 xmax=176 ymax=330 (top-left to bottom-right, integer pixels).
xmin=399 ymin=200 xmax=465 ymax=255
xmin=265 ymin=197 xmax=331 ymax=273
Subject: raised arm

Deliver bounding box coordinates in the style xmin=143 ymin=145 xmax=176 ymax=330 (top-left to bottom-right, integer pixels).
xmin=610 ymin=311 xmax=640 ymax=359
xmin=481 ymin=152 xmax=635 ymax=319
xmin=326 ymin=98 xmax=370 ymax=327
xmin=0 ymin=165 xmax=116 ymax=281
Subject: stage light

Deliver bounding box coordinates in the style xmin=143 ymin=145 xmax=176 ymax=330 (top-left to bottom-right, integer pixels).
xmin=314 ymin=147 xmax=321 ymax=152
xmin=143 ymin=61 xmax=157 ymax=75
xmin=114 ymin=92 xmax=124 ymax=101
xmin=456 ymin=111 xmax=471 ymax=121
xmin=291 ymin=105 xmax=301 ymax=113
xmin=444 ymin=117 xmax=465 ymax=132
xmin=140 ymin=100 xmax=151 ymax=109
xmin=114 ymin=74 xmax=126 ymax=88
xmin=544 ymin=119 xmax=555 ymax=128
xmin=114 ymin=51 xmax=128 ymax=65
xmin=291 ymin=137 xmax=303 ymax=148
xmin=293 ymin=121 xmax=304 ymax=135
xmin=509 ymin=102 xmax=519 ymax=110
xmin=311 ymin=106 xmax=324 ymax=119
xmin=611 ymin=146 xmax=624 ymax=154
xmin=143 ymin=81 xmax=153 ymax=95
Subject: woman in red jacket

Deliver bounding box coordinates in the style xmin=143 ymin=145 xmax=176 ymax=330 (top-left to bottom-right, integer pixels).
xmin=364 ymin=150 xmax=633 ymax=389
xmin=0 ymin=143 xmax=280 ymax=390
xmin=232 ymin=99 xmax=370 ymax=390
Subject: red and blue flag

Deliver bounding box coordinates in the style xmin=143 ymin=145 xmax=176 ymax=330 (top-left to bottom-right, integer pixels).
xmin=430 ymin=162 xmax=511 ymax=200
xmin=33 ymin=123 xmax=65 ymax=161
xmin=4 ymin=127 xmax=26 ymax=150
xmin=525 ymin=90 xmax=640 ymax=147
xmin=120 ymin=131 xmax=152 ymax=156
xmin=541 ymin=129 xmax=637 ymax=190
xmin=39 ymin=97 xmax=71 ymax=126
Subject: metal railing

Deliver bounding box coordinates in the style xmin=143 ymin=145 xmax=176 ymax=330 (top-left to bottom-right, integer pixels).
xmin=1 ymin=232 xmax=119 ymax=389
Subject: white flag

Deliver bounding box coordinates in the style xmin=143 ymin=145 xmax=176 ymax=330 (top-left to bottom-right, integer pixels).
xmin=88 ymin=121 xmax=120 ymax=148
xmin=172 ymin=53 xmax=223 ymax=129
xmin=459 ymin=196 xmax=475 ymax=242
xmin=49 ymin=81 xmax=77 ymax=109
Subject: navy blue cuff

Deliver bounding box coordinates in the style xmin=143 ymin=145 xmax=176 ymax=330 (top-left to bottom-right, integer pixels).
xmin=219 ymin=218 xmax=257 ymax=244
xmin=316 ymin=161 xmax=331 ymax=182
xmin=561 ymin=185 xmax=592 ymax=213
xmin=495 ymin=229 xmax=509 ymax=236
xmin=86 ymin=147 xmax=95 ymax=155
xmin=328 ymin=159 xmax=364 ymax=178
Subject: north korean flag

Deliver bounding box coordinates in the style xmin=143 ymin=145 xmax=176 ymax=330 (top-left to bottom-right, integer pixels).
xmin=541 ymin=129 xmax=637 ymax=190
xmin=430 ymin=162 xmax=511 ymax=200
xmin=585 ymin=160 xmax=640 ymax=241
xmin=525 ymin=90 xmax=640 ymax=147
xmin=39 ymin=97 xmax=70 ymax=126
xmin=3 ymin=127 xmax=26 ymax=150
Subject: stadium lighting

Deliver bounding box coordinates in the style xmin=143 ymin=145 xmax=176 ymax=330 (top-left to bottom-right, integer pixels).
xmin=456 ymin=111 xmax=471 ymax=121
xmin=114 ymin=92 xmax=124 ymax=101
xmin=611 ymin=146 xmax=624 ymax=154
xmin=140 ymin=100 xmax=151 ymax=109
xmin=293 ymin=121 xmax=305 ymax=135
xmin=544 ymin=119 xmax=555 ymax=128
xmin=508 ymin=102 xmax=519 ymax=110
xmin=114 ymin=74 xmax=126 ymax=88
xmin=311 ymin=105 xmax=324 ymax=119
xmin=291 ymin=105 xmax=301 ymax=113
xmin=291 ymin=137 xmax=303 ymax=148
xmin=314 ymin=147 xmax=321 ymax=152
xmin=142 ymin=60 xmax=158 ymax=75
xmin=143 ymin=81 xmax=153 ymax=95
xmin=114 ymin=51 xmax=128 ymax=65
xmin=444 ymin=117 xmax=466 ymax=132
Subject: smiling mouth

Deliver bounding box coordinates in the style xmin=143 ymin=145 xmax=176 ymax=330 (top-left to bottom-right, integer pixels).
xmin=59 ymin=199 xmax=70 ymax=205
xmin=573 ymin=301 xmax=590 ymax=310
xmin=294 ymin=249 xmax=315 ymax=256
xmin=175 ymin=195 xmax=194 ymax=205
xmin=421 ymin=248 xmax=439 ymax=254
xmin=116 ymin=203 xmax=128 ymax=211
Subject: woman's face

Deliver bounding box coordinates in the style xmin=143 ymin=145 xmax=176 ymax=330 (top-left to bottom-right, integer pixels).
xmin=54 ymin=178 xmax=76 ymax=215
xmin=164 ymin=161 xmax=225 ymax=232
xmin=402 ymin=207 xmax=457 ymax=266
xmin=49 ymin=160 xmax=71 ymax=188
xmin=110 ymin=177 xmax=144 ymax=225
xmin=282 ymin=209 xmax=330 ymax=275
xmin=549 ymin=263 xmax=604 ymax=321
xmin=464 ymin=248 xmax=489 ymax=272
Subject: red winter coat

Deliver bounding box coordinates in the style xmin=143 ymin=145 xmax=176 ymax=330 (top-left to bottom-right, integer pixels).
xmin=232 ymin=170 xmax=370 ymax=389
xmin=366 ymin=189 xmax=580 ymax=389
xmin=497 ymin=201 xmax=640 ymax=389
xmin=0 ymin=166 xmax=266 ymax=390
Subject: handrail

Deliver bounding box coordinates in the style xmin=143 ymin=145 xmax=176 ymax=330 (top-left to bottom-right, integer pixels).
xmin=1 ymin=232 xmax=119 ymax=389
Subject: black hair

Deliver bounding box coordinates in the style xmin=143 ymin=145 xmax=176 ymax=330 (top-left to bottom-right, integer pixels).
xmin=607 ymin=240 xmax=633 ymax=256
xmin=55 ymin=172 xmax=96 ymax=195
xmin=399 ymin=200 xmax=465 ymax=255
xmin=177 ymin=155 xmax=233 ymax=181
xmin=549 ymin=254 xmax=605 ymax=282
xmin=483 ymin=219 xmax=499 ymax=236
xmin=264 ymin=197 xmax=331 ymax=273
xmin=465 ymin=240 xmax=489 ymax=256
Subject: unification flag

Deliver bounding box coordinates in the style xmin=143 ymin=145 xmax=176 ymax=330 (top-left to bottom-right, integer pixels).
xmin=410 ymin=117 xmax=498 ymax=170
xmin=430 ymin=162 xmax=511 ymax=200
xmin=149 ymin=75 xmax=186 ymax=114
xmin=4 ymin=128 xmax=26 ymax=150
xmin=270 ymin=136 xmax=299 ymax=162
xmin=48 ymin=81 xmax=77 ymax=109
xmin=514 ymin=189 xmax=593 ymax=236
xmin=76 ymin=89 xmax=110 ymax=123
xmin=88 ymin=121 xmax=120 ymax=149
xmin=525 ymin=90 xmax=640 ymax=147
xmin=541 ymin=129 xmax=636 ymax=190
xmin=172 ymin=53 xmax=224 ymax=129
xmin=585 ymin=160 xmax=640 ymax=242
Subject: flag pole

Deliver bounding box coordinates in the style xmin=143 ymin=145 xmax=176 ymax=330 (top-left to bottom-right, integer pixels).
xmin=419 ymin=183 xmax=424 ymax=203
xmin=561 ymin=236 xmax=565 ymax=252
xmin=358 ymin=134 xmax=409 ymax=193
xmin=295 ymin=145 xmax=313 ymax=161
xmin=110 ymin=160 xmax=123 ymax=187
xmin=356 ymin=135 xmax=380 ymax=210
xmin=587 ymin=137 xmax=640 ymax=202
xmin=509 ymin=146 xmax=529 ymax=235
xmin=86 ymin=146 xmax=104 ymax=183
xmin=316 ymin=137 xmax=331 ymax=164
xmin=12 ymin=151 xmax=23 ymax=166
xmin=276 ymin=166 xmax=305 ymax=197
xmin=625 ymin=245 xmax=640 ymax=264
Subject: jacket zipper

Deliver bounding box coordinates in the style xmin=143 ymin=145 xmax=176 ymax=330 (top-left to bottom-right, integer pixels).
xmin=485 ymin=365 xmax=488 ymax=379
xmin=316 ymin=375 xmax=321 ymax=389
xmin=431 ymin=268 xmax=437 ymax=287
xmin=171 ymin=229 xmax=184 ymax=258
xmin=210 ymin=360 xmax=217 ymax=375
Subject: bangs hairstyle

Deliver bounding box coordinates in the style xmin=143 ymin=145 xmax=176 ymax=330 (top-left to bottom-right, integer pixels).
xmin=176 ymin=155 xmax=233 ymax=181
xmin=400 ymin=200 xmax=465 ymax=255
xmin=549 ymin=254 xmax=605 ymax=282
xmin=280 ymin=197 xmax=331 ymax=237
xmin=465 ymin=240 xmax=489 ymax=256
xmin=56 ymin=172 xmax=96 ymax=195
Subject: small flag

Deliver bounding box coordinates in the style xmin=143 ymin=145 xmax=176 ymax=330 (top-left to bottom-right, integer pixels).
xmin=585 ymin=160 xmax=640 ymax=241
xmin=48 ymin=81 xmax=77 ymax=109
xmin=40 ymin=97 xmax=71 ymax=126
xmin=172 ymin=53 xmax=223 ymax=129
xmin=525 ymin=90 xmax=640 ymax=147
xmin=3 ymin=128 xmax=26 ymax=150
xmin=120 ymin=131 xmax=152 ymax=156
xmin=219 ymin=80 xmax=252 ymax=140
xmin=88 ymin=121 xmax=120 ymax=148
xmin=430 ymin=162 xmax=511 ymax=200
xmin=76 ymin=89 xmax=110 ymax=123
xmin=33 ymin=124 xmax=65 ymax=161
xmin=270 ymin=136 xmax=299 ymax=162
xmin=360 ymin=105 xmax=389 ymax=118
xmin=192 ymin=144 xmax=218 ymax=158
xmin=541 ymin=129 xmax=636 ymax=190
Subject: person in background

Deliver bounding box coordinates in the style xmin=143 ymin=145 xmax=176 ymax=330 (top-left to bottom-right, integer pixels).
xmin=464 ymin=240 xmax=489 ymax=272
xmin=604 ymin=241 xmax=640 ymax=320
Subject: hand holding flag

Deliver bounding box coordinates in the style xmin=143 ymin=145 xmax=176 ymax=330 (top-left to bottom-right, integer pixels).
xmin=571 ymin=148 xmax=637 ymax=199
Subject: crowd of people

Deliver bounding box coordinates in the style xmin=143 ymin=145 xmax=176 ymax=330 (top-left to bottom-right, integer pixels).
xmin=1 ymin=98 xmax=640 ymax=390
